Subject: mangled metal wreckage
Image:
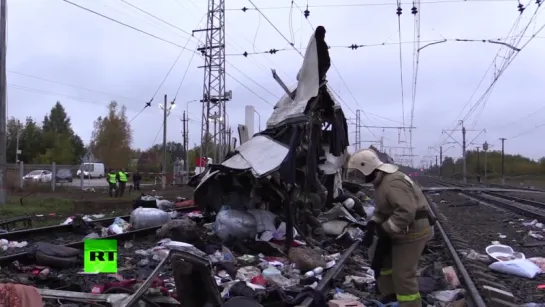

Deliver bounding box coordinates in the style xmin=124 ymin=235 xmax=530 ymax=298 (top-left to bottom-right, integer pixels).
xmin=194 ymin=26 xmax=350 ymax=245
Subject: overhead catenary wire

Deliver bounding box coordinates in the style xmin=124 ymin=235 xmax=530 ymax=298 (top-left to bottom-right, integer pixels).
xmin=224 ymin=36 xmax=544 ymax=56
xmin=409 ymin=0 xmax=421 ymax=165
xmin=61 ymin=0 xmax=278 ymax=109
xmin=61 ymin=0 xmax=198 ymax=52
xmin=119 ymin=0 xmax=193 ymax=37
xmin=510 ymin=123 xmax=545 ymax=139
xmin=128 ymin=15 xmax=206 ymax=124
xmin=229 ymin=0 xmax=517 ymax=10
xmin=466 ymin=5 xmax=545 ymax=126
xmin=395 ymin=0 xmax=407 ymax=142
xmin=8 ymin=71 xmax=142 ymax=103
xmin=425 ymin=0 xmax=540 ymax=154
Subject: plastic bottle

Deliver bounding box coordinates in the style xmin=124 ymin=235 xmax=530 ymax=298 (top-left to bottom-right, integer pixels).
xmin=304 ymin=266 xmax=324 ymax=278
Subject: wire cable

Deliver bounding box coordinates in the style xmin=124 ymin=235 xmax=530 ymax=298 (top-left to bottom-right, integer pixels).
xmin=61 ymin=0 xmax=198 ymax=52
xmin=224 ymin=35 xmax=544 ymax=56
xmin=248 ymin=0 xmax=304 ymax=57
xmin=120 ymin=0 xmax=193 ymax=37
xmin=425 ymin=1 xmax=537 ymax=154
xmin=149 ymin=15 xmax=206 ymax=103
xmin=510 ymin=123 xmax=545 ymax=139
xmin=226 ymin=72 xmax=275 ymax=106
xmin=66 ymin=0 xmax=283 ymax=109
xmin=8 ymin=70 xmax=141 ymax=103
xmin=395 ymin=0 xmax=407 ymax=142
xmin=229 ymin=0 xmax=516 ymax=10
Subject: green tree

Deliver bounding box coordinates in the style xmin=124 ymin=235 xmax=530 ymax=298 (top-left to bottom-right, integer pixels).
xmin=90 ymin=101 xmax=133 ymax=169
xmin=6 ymin=118 xmax=23 ymax=163
xmin=37 ymin=102 xmax=84 ymax=164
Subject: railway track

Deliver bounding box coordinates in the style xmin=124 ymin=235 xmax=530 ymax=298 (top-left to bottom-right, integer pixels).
xmin=430 ymin=179 xmax=545 ymax=220
xmin=0 ymin=206 xmax=197 ymax=265
xmin=419 ymin=177 xmax=545 ymax=304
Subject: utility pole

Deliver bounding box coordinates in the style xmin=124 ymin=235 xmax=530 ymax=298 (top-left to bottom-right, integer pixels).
xmin=0 ymin=0 xmax=7 ymax=204
xmin=439 ymin=146 xmax=443 ymax=179
xmin=499 ymin=137 xmax=506 ymax=184
xmin=181 ymin=111 xmax=188 ymax=184
xmin=435 ymin=155 xmax=438 ymax=177
xmin=15 ymin=121 xmax=20 ymax=163
xmin=441 ymin=122 xmax=485 ymax=184
xmin=461 ymin=122 xmax=467 ymax=184
xmin=475 ymin=146 xmax=480 ymax=182
xmin=355 ymin=110 xmax=362 ymax=151
xmin=162 ymin=94 xmax=168 ymax=190
xmin=482 ymin=141 xmax=489 ymax=183
xmin=194 ymin=0 xmax=231 ymax=165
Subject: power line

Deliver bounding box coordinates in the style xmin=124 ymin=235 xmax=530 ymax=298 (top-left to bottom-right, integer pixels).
xmin=64 ymin=0 xmax=281 ymax=110
xmin=224 ymin=36 xmax=545 ymax=56
xmin=8 ymin=71 xmax=141 ymax=103
xmin=426 ymin=1 xmax=540 ymax=153
xmin=510 ymin=123 xmax=545 ymax=139
xmin=225 ymin=72 xmax=275 ymax=107
xmin=61 ymin=0 xmax=198 ymax=52
xmin=494 ymin=105 xmax=545 ymax=129
xmin=8 ymin=84 xmax=146 ymax=114
xmin=228 ymin=0 xmax=516 ymax=10
xmin=247 ymin=0 xmax=303 ymax=57
xmin=395 ymin=0 xmax=407 ymax=142
xmin=119 ymin=0 xmax=193 ymax=37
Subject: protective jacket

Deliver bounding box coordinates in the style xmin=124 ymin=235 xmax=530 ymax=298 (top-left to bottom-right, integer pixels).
xmin=370 ymin=171 xmax=431 ymax=243
xmin=107 ymin=172 xmax=117 ymax=184
xmin=118 ymin=171 xmax=128 ymax=182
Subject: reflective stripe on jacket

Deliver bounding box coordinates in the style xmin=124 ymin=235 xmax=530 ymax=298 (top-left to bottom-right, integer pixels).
xmin=108 ymin=173 xmax=117 ymax=184
xmin=118 ymin=172 xmax=128 ymax=182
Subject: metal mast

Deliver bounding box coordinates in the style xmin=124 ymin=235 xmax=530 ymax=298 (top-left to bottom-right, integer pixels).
xmin=194 ymin=0 xmax=229 ymax=163
xmin=355 ymin=110 xmax=362 ymax=151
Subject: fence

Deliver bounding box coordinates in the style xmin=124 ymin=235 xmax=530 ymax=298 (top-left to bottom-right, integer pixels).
xmin=5 ymin=163 xmax=184 ymax=192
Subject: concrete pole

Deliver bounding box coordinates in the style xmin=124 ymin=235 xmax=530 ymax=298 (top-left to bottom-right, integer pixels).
xmin=162 ymin=94 xmax=168 ymax=190
xmin=0 ymin=0 xmax=7 ymax=204
xmin=245 ymin=105 xmax=255 ymax=138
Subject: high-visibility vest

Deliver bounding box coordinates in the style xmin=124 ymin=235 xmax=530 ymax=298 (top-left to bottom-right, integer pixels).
xmin=118 ymin=172 xmax=128 ymax=182
xmin=108 ymin=173 xmax=117 ymax=184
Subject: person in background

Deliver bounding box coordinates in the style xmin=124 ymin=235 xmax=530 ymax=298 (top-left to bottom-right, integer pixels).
xmin=133 ymin=171 xmax=142 ymax=191
xmin=117 ymin=168 xmax=128 ymax=197
xmin=106 ymin=169 xmax=118 ymax=198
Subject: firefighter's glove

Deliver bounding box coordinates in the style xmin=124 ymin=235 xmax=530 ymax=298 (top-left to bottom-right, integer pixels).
xmin=362 ymin=220 xmax=377 ymax=248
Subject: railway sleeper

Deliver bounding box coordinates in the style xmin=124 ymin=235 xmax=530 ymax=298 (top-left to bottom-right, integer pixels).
xmin=428 ymin=199 xmax=517 ymax=306
xmin=482 ymin=285 xmax=517 ymax=305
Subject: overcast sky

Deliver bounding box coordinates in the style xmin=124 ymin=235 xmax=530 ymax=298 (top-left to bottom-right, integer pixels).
xmin=7 ymin=0 xmax=545 ymax=166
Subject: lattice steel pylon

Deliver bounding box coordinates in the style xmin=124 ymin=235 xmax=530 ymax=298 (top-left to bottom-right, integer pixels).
xmin=194 ymin=0 xmax=230 ymax=163
xmin=355 ymin=110 xmax=362 ymax=151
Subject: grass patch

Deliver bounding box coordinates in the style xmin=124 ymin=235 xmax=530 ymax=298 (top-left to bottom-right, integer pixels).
xmin=1 ymin=197 xmax=75 ymax=217
xmin=0 ymin=197 xmax=130 ymax=228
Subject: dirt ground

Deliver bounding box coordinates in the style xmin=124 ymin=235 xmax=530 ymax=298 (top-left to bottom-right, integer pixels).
xmin=1 ymin=185 xmax=195 ymax=228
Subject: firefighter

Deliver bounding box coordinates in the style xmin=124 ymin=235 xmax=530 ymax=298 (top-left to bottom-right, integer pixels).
xmin=117 ymin=168 xmax=128 ymax=197
xmin=106 ymin=169 xmax=118 ymax=198
xmin=347 ymin=148 xmax=433 ymax=307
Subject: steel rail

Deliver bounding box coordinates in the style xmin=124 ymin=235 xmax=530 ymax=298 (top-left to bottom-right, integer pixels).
xmin=429 ymin=179 xmax=545 ymax=216
xmin=426 ymin=198 xmax=487 ymax=307
xmin=0 ymin=206 xmax=197 ymax=265
xmin=0 ymin=206 xmax=196 ymax=241
xmin=295 ymin=240 xmax=361 ymax=307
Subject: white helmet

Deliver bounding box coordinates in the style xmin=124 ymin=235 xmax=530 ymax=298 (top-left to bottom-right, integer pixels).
xmin=347 ymin=148 xmax=399 ymax=176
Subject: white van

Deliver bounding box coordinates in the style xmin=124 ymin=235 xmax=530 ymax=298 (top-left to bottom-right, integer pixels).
xmin=77 ymin=163 xmax=105 ymax=179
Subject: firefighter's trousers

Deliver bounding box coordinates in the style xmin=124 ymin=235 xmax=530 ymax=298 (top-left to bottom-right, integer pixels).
xmin=376 ymin=229 xmax=431 ymax=307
